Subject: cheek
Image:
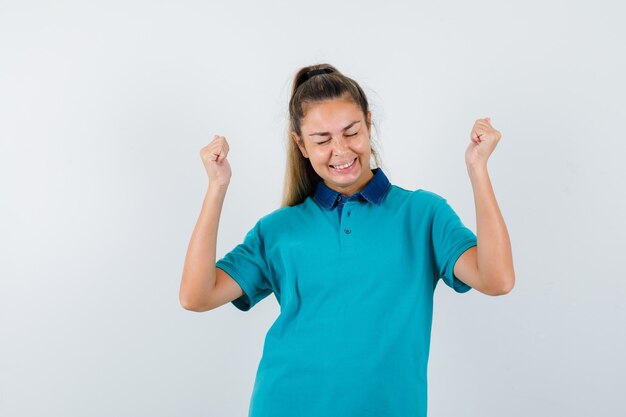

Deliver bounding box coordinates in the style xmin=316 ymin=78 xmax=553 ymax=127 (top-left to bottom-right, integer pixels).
xmin=311 ymin=148 xmax=332 ymax=164
xmin=354 ymin=138 xmax=371 ymax=153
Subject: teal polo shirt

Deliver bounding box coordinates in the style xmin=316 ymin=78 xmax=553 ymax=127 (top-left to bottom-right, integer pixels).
xmin=215 ymin=168 xmax=477 ymax=417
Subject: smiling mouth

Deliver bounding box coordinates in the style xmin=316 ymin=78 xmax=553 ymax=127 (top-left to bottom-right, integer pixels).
xmin=330 ymin=158 xmax=357 ymax=170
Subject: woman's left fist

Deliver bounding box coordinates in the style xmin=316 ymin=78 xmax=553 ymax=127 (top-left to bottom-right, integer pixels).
xmin=465 ymin=117 xmax=501 ymax=169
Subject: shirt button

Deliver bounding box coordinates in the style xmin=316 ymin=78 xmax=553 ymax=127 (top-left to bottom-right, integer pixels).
xmin=344 ymin=228 xmax=351 ymax=234
xmin=347 ymin=211 xmax=351 ymax=216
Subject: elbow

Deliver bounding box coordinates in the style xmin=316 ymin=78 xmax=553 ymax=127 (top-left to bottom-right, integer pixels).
xmin=179 ymin=274 xmax=213 ymax=312
xmin=180 ymin=299 xmax=208 ymax=312
xmin=179 ymin=293 xmax=209 ymax=312
xmin=179 ymin=294 xmax=196 ymax=311
xmin=179 ymin=298 xmax=195 ymax=311
xmin=488 ymin=273 xmax=515 ymax=296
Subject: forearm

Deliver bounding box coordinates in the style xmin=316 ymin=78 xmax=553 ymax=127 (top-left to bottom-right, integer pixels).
xmin=467 ymin=164 xmax=515 ymax=293
xmin=180 ymin=184 xmax=229 ymax=306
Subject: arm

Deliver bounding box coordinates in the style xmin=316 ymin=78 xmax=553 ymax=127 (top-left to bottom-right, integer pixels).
xmin=179 ymin=135 xmax=244 ymax=311
xmin=454 ymin=118 xmax=515 ymax=296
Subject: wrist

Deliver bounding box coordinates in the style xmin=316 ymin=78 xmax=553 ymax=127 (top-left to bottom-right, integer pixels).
xmin=207 ymin=182 xmax=229 ymax=195
xmin=466 ymin=163 xmax=488 ymax=176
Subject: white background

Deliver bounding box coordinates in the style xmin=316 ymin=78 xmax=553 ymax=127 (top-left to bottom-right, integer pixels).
xmin=1 ymin=0 xmax=625 ymax=416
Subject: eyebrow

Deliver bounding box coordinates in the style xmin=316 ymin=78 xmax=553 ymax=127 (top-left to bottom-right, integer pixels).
xmin=308 ymin=120 xmax=361 ymax=137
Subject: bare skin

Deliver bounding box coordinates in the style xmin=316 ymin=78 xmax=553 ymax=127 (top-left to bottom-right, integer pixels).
xmin=179 ymin=135 xmax=244 ymax=312
xmin=453 ymin=117 xmax=515 ymax=295
xmin=292 ymin=95 xmax=374 ymax=196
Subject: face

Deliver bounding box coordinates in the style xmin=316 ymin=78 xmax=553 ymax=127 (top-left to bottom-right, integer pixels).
xmin=293 ymin=97 xmax=373 ymax=196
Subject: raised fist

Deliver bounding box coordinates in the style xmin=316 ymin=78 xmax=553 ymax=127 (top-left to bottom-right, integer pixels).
xmin=199 ymin=135 xmax=232 ymax=187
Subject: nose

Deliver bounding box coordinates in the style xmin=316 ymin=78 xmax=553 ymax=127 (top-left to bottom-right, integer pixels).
xmin=332 ymin=136 xmax=348 ymax=156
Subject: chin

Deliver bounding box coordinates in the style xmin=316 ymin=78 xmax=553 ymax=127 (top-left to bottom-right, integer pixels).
xmin=328 ymin=160 xmax=370 ymax=186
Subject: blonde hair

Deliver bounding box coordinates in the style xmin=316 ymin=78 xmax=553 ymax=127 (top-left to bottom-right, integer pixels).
xmin=281 ymin=64 xmax=382 ymax=207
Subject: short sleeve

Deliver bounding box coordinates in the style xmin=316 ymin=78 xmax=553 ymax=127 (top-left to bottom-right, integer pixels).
xmin=431 ymin=197 xmax=477 ymax=293
xmin=216 ymin=220 xmax=273 ymax=311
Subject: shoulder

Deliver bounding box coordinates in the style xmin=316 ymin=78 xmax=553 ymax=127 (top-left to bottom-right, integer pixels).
xmin=386 ymin=184 xmax=446 ymax=211
xmin=255 ymin=197 xmax=316 ymax=234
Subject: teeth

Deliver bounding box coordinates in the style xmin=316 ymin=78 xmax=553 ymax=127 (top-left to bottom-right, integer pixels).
xmin=333 ymin=159 xmax=355 ymax=169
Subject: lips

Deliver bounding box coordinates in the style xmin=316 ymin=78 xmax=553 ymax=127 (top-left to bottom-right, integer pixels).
xmin=330 ymin=157 xmax=357 ymax=169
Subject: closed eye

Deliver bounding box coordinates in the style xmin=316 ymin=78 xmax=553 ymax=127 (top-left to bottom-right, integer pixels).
xmin=317 ymin=132 xmax=358 ymax=145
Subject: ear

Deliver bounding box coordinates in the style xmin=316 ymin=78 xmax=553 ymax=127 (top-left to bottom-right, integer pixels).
xmin=366 ymin=111 xmax=372 ymax=131
xmin=291 ymin=132 xmax=309 ymax=158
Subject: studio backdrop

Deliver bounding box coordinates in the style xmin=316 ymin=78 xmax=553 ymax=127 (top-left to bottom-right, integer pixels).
xmin=1 ymin=0 xmax=624 ymax=416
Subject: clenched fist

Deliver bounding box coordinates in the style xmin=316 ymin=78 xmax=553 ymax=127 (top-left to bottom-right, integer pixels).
xmin=200 ymin=135 xmax=232 ymax=187
xmin=465 ymin=117 xmax=502 ymax=169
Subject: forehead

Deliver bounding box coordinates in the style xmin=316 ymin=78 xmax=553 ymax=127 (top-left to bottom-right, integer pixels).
xmin=301 ymin=98 xmax=362 ymax=131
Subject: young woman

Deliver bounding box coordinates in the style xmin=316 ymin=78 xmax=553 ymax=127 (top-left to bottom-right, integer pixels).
xmin=180 ymin=64 xmax=515 ymax=417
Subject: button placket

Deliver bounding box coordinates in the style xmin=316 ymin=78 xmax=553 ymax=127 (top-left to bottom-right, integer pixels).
xmin=336 ymin=194 xmax=347 ymax=220
xmin=339 ymin=201 xmax=355 ymax=250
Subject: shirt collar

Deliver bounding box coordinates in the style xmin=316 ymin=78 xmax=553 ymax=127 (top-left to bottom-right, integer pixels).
xmin=312 ymin=167 xmax=391 ymax=210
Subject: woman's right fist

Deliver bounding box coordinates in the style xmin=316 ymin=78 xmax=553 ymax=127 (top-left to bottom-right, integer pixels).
xmin=200 ymin=135 xmax=232 ymax=187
